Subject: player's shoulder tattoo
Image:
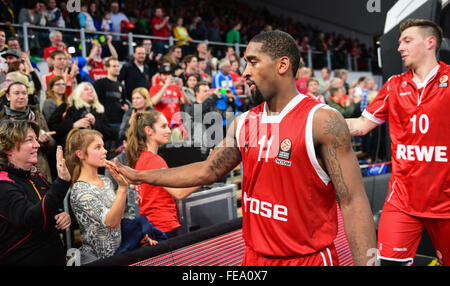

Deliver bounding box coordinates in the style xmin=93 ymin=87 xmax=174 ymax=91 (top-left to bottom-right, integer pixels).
xmin=319 ymin=109 xmax=352 ymax=199
xmin=322 ymin=110 xmax=352 ymax=152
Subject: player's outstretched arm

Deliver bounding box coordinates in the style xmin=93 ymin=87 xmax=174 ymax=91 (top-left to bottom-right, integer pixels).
xmin=107 ymin=119 xmax=242 ymax=188
xmin=314 ymin=108 xmax=377 ymax=266
xmin=346 ymin=116 xmax=379 ymax=136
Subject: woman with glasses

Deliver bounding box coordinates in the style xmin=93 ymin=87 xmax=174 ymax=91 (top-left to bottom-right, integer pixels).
xmin=42 ymin=76 xmax=69 ymax=122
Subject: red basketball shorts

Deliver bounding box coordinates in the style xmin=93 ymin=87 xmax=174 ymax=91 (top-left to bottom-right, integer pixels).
xmin=241 ymin=245 xmax=339 ymax=266
xmin=378 ymin=202 xmax=450 ymax=266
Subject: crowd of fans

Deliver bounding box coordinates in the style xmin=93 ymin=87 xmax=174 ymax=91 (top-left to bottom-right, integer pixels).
xmin=0 ymin=0 xmax=381 ymax=265
xmin=1 ymin=0 xmax=378 ymax=70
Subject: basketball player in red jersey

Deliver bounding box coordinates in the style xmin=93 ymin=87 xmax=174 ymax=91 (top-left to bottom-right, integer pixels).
xmin=108 ymin=30 xmax=376 ymax=266
xmin=346 ymin=19 xmax=449 ymax=266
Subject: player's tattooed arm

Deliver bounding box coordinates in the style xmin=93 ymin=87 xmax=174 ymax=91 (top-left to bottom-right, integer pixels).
xmin=346 ymin=116 xmax=379 ymax=137
xmin=321 ymin=111 xmax=352 ymax=199
xmin=108 ymin=118 xmax=241 ymax=188
xmin=314 ymin=107 xmax=377 ymax=266
xmin=206 ymin=118 xmax=242 ymax=181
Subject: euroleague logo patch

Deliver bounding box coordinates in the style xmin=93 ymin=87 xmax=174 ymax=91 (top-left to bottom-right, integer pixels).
xmin=276 ymin=138 xmax=292 ymax=167
xmin=438 ymin=75 xmax=448 ymax=88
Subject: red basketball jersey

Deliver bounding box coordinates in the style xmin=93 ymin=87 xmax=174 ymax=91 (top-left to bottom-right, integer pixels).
xmin=236 ymin=94 xmax=338 ymax=257
xmin=364 ymin=61 xmax=450 ymax=218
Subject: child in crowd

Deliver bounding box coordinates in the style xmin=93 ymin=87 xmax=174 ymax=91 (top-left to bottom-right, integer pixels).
xmin=65 ymin=128 xmax=159 ymax=264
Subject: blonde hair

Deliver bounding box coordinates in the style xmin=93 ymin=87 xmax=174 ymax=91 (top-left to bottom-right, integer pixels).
xmin=69 ymin=82 xmax=105 ymax=114
xmin=0 ymin=71 xmax=34 ymax=98
xmin=65 ymin=128 xmax=103 ymax=184
xmin=131 ymin=87 xmax=153 ymax=109
xmin=125 ymin=110 xmax=162 ymax=168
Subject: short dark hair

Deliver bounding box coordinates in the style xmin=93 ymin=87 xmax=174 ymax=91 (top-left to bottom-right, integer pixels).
xmin=249 ymin=30 xmax=300 ymax=77
xmin=194 ymin=81 xmax=209 ymax=94
xmin=400 ymin=19 xmax=444 ymax=52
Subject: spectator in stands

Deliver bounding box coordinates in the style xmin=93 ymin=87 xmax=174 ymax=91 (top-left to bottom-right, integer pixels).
xmin=124 ymin=110 xmax=200 ymax=238
xmin=42 ymin=50 xmax=76 ymax=95
xmin=0 ymin=120 xmax=71 ymax=265
xmin=151 ymin=7 xmax=171 ymax=55
xmin=295 ymin=66 xmax=310 ymax=95
xmin=195 ymin=42 xmax=215 ymax=77
xmin=119 ymin=87 xmax=153 ymax=141
xmin=88 ymin=1 xmax=102 ymax=32
xmin=181 ymin=73 xmax=199 ymax=105
xmin=314 ymin=33 xmax=328 ymax=68
xmin=94 ymin=57 xmax=129 ymax=150
xmin=6 ymin=37 xmax=18 ymax=52
xmin=360 ymin=77 xmax=375 ymax=113
xmin=2 ymin=49 xmax=21 ymax=67
xmin=173 ymin=17 xmax=192 ymax=56
xmin=42 ymin=75 xmax=68 ymax=122
xmin=184 ymin=81 xmax=222 ymax=156
xmin=229 ymin=60 xmax=246 ymax=95
xmin=119 ymin=46 xmax=151 ymax=101
xmin=164 ymin=45 xmax=183 ymax=69
xmin=223 ymin=46 xmax=236 ymax=63
xmin=78 ymin=2 xmax=97 ymax=33
xmin=0 ymin=82 xmax=56 ymax=182
xmin=43 ymin=30 xmax=68 ymax=70
xmin=86 ymin=35 xmax=118 ymax=81
xmin=334 ymin=68 xmax=349 ymax=93
xmin=352 ymin=76 xmax=366 ymax=101
xmin=197 ymin=57 xmax=212 ymax=83
xmin=48 ymin=82 xmax=115 ymax=149
xmin=212 ymin=58 xmax=243 ymax=136
xmin=19 ymin=2 xmax=46 ymax=55
xmin=0 ymin=1 xmax=15 ymax=38
xmin=0 ymin=28 xmax=6 ymax=53
xmin=73 ymin=56 xmax=95 ymax=85
xmin=212 ymin=58 xmax=236 ymax=94
xmin=0 ymin=31 xmax=8 ymax=82
xmin=306 ymin=78 xmax=325 ymax=103
xmin=46 ymin=0 xmax=65 ymax=28
xmin=299 ymin=36 xmax=311 ymax=59
xmin=150 ymin=58 xmax=172 ymax=89
xmin=358 ymin=77 xmax=377 ymax=162
xmin=100 ymin=10 xmax=113 ymax=32
xmin=179 ymin=54 xmax=200 ymax=86
xmin=326 ymin=87 xmax=360 ymax=118
xmin=110 ymin=1 xmax=128 ymax=41
xmin=0 ymin=71 xmax=39 ymax=112
xmin=150 ymin=65 xmax=191 ymax=142
xmin=226 ymin=21 xmax=242 ymax=44
xmin=1 ymin=49 xmax=22 ymax=85
xmin=66 ymin=128 xmax=155 ymax=264
xmin=188 ymin=16 xmax=208 ymax=41
xmin=142 ymin=39 xmax=161 ymax=81
xmin=318 ymin=67 xmax=331 ymax=98
xmin=207 ymin=16 xmax=222 ymax=44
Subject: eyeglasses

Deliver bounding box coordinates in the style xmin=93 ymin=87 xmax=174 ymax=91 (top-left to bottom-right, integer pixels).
xmin=53 ymin=82 xmax=67 ymax=87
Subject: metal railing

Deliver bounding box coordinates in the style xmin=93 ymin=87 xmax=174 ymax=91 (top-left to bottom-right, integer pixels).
xmin=2 ymin=22 xmax=376 ymax=72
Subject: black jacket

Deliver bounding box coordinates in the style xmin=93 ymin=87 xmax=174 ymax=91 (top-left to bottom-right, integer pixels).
xmin=48 ymin=103 xmax=116 ymax=148
xmin=0 ymin=167 xmax=71 ymax=265
xmin=118 ymin=61 xmax=151 ymax=100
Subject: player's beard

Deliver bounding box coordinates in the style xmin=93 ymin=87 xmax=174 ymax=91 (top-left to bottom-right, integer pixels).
xmin=249 ymin=82 xmax=265 ymax=107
